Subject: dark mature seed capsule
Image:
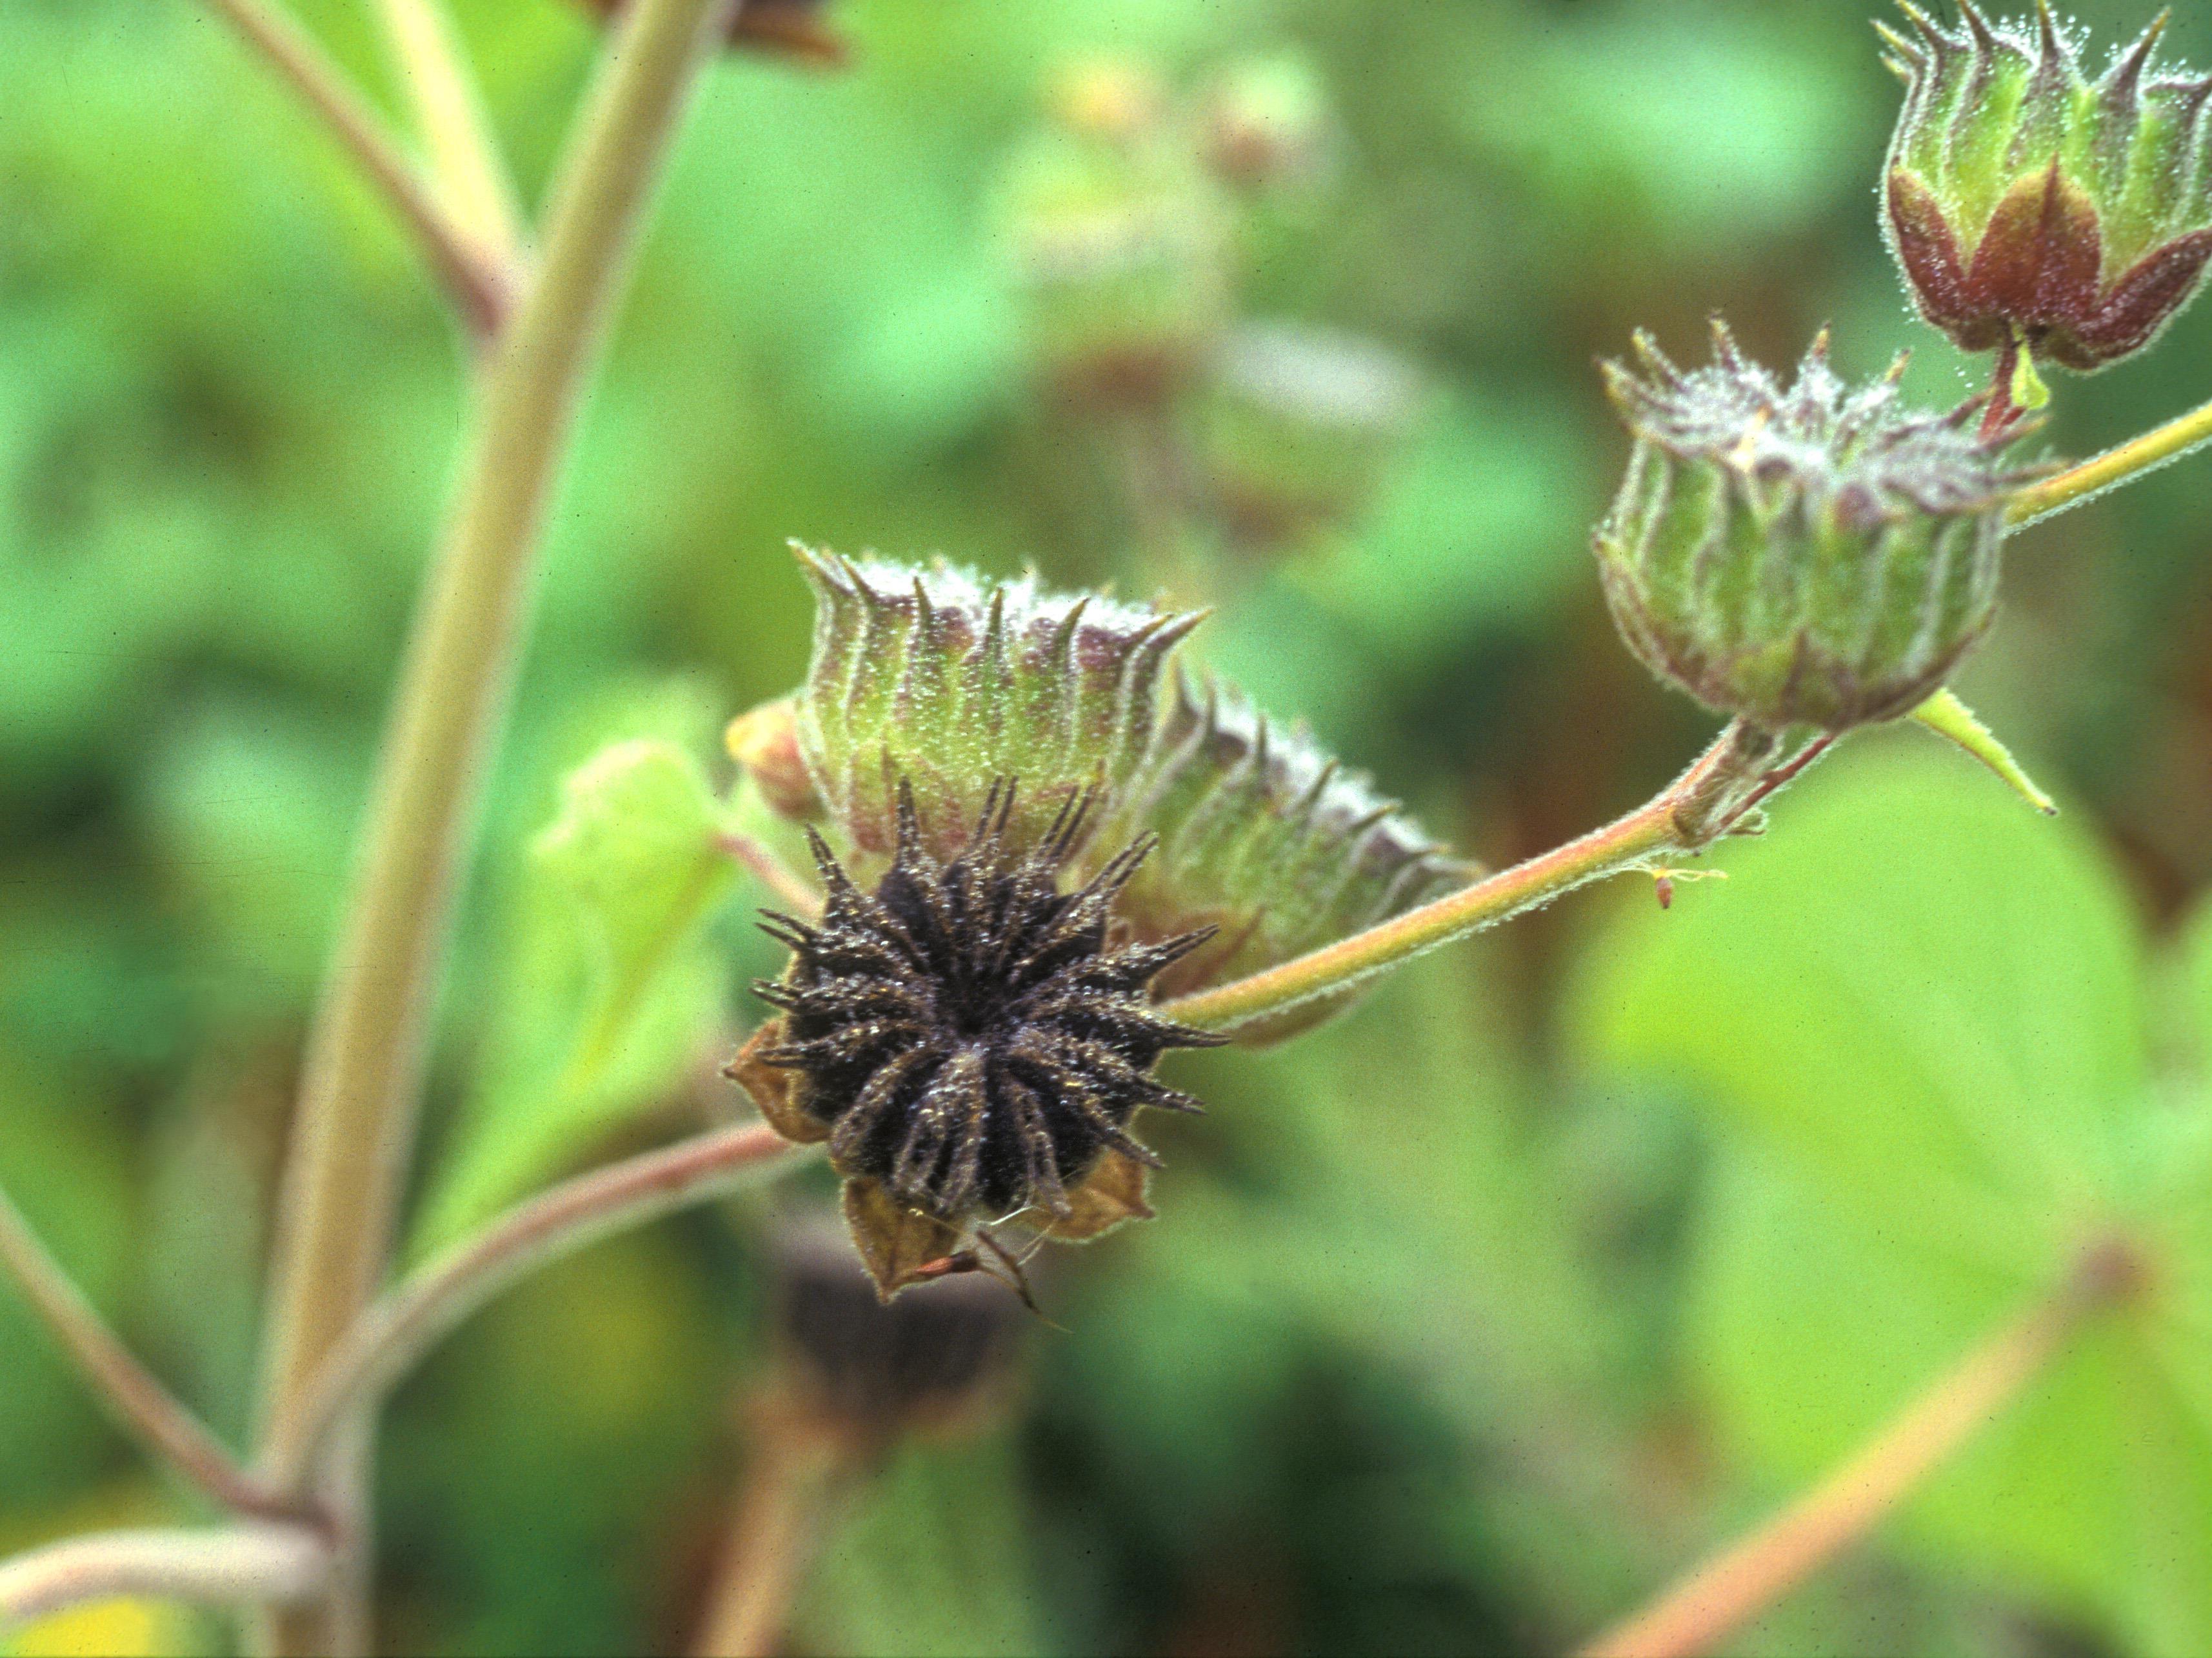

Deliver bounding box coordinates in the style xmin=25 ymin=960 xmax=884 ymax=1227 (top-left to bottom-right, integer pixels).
xmin=754 ymin=781 xmax=1225 ymax=1226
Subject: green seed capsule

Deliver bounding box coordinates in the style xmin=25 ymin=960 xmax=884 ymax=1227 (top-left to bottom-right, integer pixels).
xmin=1880 ymin=3 xmax=2212 ymax=379
xmin=1595 ymin=323 xmax=2043 ymax=734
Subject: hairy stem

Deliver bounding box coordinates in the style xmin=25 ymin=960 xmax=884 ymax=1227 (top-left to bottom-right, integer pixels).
xmin=368 ymin=0 xmax=528 ymax=267
xmin=0 ymin=1183 xmax=293 ymax=1521
xmin=200 ymin=0 xmax=513 ymax=332
xmin=2009 ymin=392 xmax=2212 ymax=529
xmin=0 ymin=1524 xmax=331 ymax=1632
xmin=1164 ymin=721 xmax=1781 ymax=1033
xmin=1167 ymin=379 xmax=2212 ymax=1034
xmin=269 ymin=1124 xmax=797 ymax=1491
xmin=692 ymin=1410 xmax=848 ymax=1658
xmin=1579 ymin=1241 xmax=2142 ymax=1658
xmin=255 ymin=0 xmax=739 ymax=1644
xmin=719 ymin=830 xmax=824 ymax=916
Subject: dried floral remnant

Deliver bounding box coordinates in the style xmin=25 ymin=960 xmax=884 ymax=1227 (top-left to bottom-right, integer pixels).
xmin=745 ymin=782 xmax=1223 ymax=1292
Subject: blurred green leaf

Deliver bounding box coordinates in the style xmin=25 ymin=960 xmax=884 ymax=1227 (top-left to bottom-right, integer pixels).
xmin=139 ymin=702 xmax=363 ymax=1022
xmin=1571 ymin=745 xmax=2146 ymax=1279
xmin=0 ymin=1061 xmax=137 ymax=1505
xmin=414 ymin=732 xmax=739 ymax=1253
xmin=1457 ymin=8 xmax=1877 ymax=270
xmin=2172 ymin=894 xmax=2212 ymax=1096
xmin=1689 ymin=1149 xmax=2124 ymax=1610
xmin=1295 ymin=386 xmax=1595 ymax=659
xmin=797 ymin=1432 xmax=1052 ymax=1658
xmin=1572 ymin=746 xmax=2212 ymax=1655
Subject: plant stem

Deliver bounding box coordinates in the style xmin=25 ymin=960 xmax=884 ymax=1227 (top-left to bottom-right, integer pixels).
xmin=1162 ymin=721 xmax=1779 ymax=1034
xmin=1174 ymin=370 xmax=2212 ymax=1037
xmin=2008 ymin=392 xmax=2212 ymax=528
xmin=0 ymin=1524 xmax=331 ymax=1632
xmin=1578 ymin=1241 xmax=2142 ymax=1658
xmin=719 ymin=830 xmax=824 ymax=916
xmin=0 ymin=1183 xmax=294 ymax=1521
xmin=692 ymin=1407 xmax=848 ymax=1658
xmin=368 ymin=0 xmax=528 ymax=268
xmin=268 ymin=1124 xmax=797 ymax=1492
xmin=255 ymin=0 xmax=739 ymax=1644
xmin=200 ymin=0 xmax=514 ymax=333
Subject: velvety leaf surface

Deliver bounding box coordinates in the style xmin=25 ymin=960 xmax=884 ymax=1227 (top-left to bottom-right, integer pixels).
xmin=415 ymin=706 xmax=741 ymax=1253
xmin=1571 ymin=744 xmax=2212 ymax=1655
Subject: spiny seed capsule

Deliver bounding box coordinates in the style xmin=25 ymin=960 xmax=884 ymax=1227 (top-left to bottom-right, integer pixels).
xmin=995 ymin=65 xmax=1233 ymax=407
xmin=1880 ymin=3 xmax=2212 ymax=400
xmin=784 ymin=548 xmax=1469 ymax=1050
xmin=1595 ymin=321 xmax=2045 ymax=734
xmin=752 ymin=782 xmax=1224 ymax=1230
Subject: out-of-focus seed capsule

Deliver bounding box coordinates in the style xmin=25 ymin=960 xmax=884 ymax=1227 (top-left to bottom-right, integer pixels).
xmin=1595 ymin=322 xmax=2047 ymax=734
xmin=1880 ymin=3 xmax=2212 ymax=399
xmin=1196 ymin=54 xmax=1339 ymax=195
xmin=1199 ymin=321 xmax=1422 ymax=552
xmin=768 ymin=1214 xmax=1026 ymax=1441
xmin=996 ymin=61 xmax=1233 ymax=408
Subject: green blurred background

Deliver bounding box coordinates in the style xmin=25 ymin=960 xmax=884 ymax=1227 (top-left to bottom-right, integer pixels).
xmin=6 ymin=0 xmax=2212 ymax=1653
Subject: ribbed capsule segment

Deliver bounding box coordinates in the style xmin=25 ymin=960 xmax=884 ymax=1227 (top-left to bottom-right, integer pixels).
xmin=782 ymin=548 xmax=1471 ymax=1042
xmin=1095 ymin=675 xmax=1473 ymax=1042
xmin=1880 ymin=1 xmax=2212 ymax=372
xmin=792 ymin=546 xmax=1203 ymax=871
xmin=1595 ymin=324 xmax=2043 ymax=734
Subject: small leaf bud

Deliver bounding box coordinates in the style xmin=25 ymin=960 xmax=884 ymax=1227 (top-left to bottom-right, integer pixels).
xmin=725 ymin=695 xmax=821 ymax=822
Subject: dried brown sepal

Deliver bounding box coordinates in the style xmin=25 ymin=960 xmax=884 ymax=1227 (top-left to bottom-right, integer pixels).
xmin=729 ymin=0 xmax=848 ymax=65
xmin=724 ymin=1017 xmax=826 ymax=1146
xmin=1049 ymin=1148 xmax=1157 ymax=1243
xmin=579 ymin=0 xmax=849 ymax=64
xmin=841 ymin=1175 xmax=966 ymax=1301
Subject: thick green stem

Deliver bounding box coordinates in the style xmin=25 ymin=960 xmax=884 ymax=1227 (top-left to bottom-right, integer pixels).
xmin=255 ymin=0 xmax=738 ymax=1645
xmin=692 ymin=1419 xmax=848 ymax=1658
xmin=0 ymin=1525 xmax=332 ymax=1633
xmin=1164 ymin=722 xmax=1777 ymax=1034
xmin=201 ymin=0 xmax=515 ymax=332
xmin=2008 ymin=393 xmax=2212 ymax=529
